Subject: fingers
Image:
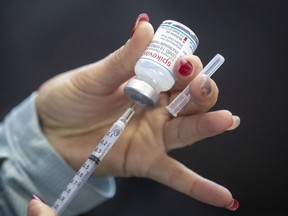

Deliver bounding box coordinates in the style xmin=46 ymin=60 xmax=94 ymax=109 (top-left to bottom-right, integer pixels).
xmin=168 ymin=55 xmax=219 ymax=116
xmin=165 ymin=110 xmax=240 ymax=150
xmin=147 ymin=154 xmax=238 ymax=210
xmin=28 ymin=196 xmax=56 ymax=216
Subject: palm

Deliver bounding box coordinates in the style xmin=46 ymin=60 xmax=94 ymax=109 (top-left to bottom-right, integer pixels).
xmin=108 ymin=102 xmax=170 ymax=177
xmin=37 ymin=73 xmax=172 ymax=178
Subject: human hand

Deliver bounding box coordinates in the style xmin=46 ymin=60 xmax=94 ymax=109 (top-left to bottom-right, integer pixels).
xmin=36 ymin=13 xmax=240 ymax=210
xmin=27 ymin=196 xmax=56 ymax=216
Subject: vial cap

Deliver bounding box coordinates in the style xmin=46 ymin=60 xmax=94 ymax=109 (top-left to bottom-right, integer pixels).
xmin=124 ymin=79 xmax=159 ymax=108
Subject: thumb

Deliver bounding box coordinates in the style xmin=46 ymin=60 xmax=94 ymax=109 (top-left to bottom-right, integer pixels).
xmin=28 ymin=198 xmax=56 ymax=216
xmin=73 ymin=14 xmax=154 ymax=94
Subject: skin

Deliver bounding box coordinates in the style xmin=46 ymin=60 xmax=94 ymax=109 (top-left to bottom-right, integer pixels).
xmin=28 ymin=200 xmax=56 ymax=216
xmin=30 ymin=21 xmax=239 ymax=215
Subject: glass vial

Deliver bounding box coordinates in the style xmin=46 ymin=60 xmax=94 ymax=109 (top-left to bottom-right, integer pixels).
xmin=124 ymin=20 xmax=199 ymax=108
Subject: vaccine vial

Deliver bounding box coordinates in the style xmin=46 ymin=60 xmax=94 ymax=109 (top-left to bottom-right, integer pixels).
xmin=124 ymin=20 xmax=199 ymax=108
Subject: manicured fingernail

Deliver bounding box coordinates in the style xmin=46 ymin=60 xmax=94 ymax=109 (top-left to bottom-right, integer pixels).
xmin=178 ymin=58 xmax=194 ymax=76
xmin=130 ymin=13 xmax=150 ymax=37
xmin=200 ymin=75 xmax=212 ymax=96
xmin=226 ymin=199 xmax=239 ymax=211
xmin=227 ymin=115 xmax=241 ymax=131
xmin=32 ymin=194 xmax=46 ymax=204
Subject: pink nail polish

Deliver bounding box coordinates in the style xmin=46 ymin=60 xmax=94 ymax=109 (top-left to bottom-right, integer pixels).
xmin=130 ymin=13 xmax=150 ymax=37
xmin=226 ymin=199 xmax=239 ymax=211
xmin=200 ymin=75 xmax=212 ymax=96
xmin=32 ymin=194 xmax=46 ymax=204
xmin=178 ymin=58 xmax=193 ymax=76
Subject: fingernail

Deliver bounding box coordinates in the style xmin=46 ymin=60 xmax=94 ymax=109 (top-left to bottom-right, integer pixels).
xmin=227 ymin=115 xmax=241 ymax=131
xmin=200 ymin=75 xmax=212 ymax=96
xmin=32 ymin=194 xmax=46 ymax=204
xmin=178 ymin=58 xmax=194 ymax=76
xmin=226 ymin=199 xmax=239 ymax=211
xmin=130 ymin=13 xmax=150 ymax=37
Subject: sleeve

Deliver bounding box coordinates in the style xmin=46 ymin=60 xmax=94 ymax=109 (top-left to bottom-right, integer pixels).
xmin=0 ymin=93 xmax=116 ymax=216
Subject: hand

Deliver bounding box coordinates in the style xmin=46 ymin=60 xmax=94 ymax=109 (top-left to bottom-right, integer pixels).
xmin=35 ymin=14 xmax=240 ymax=210
xmin=27 ymin=197 xmax=56 ymax=216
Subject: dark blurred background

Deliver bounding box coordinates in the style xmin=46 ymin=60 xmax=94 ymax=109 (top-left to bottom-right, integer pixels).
xmin=1 ymin=0 xmax=288 ymax=215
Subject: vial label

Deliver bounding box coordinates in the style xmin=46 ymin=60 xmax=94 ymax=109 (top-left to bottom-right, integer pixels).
xmin=140 ymin=20 xmax=198 ymax=77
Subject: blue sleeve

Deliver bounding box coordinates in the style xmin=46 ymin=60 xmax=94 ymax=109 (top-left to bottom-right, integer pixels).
xmin=0 ymin=93 xmax=116 ymax=216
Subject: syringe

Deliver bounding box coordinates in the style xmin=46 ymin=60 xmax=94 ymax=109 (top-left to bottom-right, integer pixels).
xmin=166 ymin=54 xmax=225 ymax=117
xmin=52 ymin=105 xmax=135 ymax=215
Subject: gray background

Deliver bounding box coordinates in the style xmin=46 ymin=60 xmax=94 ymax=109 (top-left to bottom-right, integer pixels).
xmin=1 ymin=1 xmax=287 ymax=215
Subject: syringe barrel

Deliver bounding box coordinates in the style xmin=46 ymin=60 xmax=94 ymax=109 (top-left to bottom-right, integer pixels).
xmin=51 ymin=106 xmax=135 ymax=215
xmin=52 ymin=157 xmax=98 ymax=215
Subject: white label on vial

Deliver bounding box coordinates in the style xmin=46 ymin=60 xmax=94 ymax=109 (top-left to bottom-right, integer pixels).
xmin=140 ymin=22 xmax=195 ymax=75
